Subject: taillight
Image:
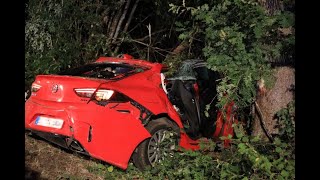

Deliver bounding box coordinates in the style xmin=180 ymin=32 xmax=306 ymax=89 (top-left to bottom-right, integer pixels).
xmin=160 ymin=73 xmax=168 ymax=94
xmin=96 ymin=89 xmax=114 ymax=101
xmin=74 ymin=88 xmax=114 ymax=101
xmin=31 ymin=83 xmax=41 ymax=92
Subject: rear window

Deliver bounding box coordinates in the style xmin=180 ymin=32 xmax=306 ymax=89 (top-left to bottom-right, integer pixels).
xmin=58 ymin=63 xmax=146 ymax=80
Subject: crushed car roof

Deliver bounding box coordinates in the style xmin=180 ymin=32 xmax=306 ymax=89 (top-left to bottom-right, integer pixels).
xmin=95 ymin=56 xmax=164 ymax=69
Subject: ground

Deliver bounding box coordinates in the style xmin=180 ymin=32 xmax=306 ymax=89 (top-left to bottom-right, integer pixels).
xmin=25 ymin=133 xmax=105 ymax=180
xmin=25 ymin=133 xmax=221 ymax=180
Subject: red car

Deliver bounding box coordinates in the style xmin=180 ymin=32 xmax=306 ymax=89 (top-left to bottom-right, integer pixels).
xmin=25 ymin=54 xmax=237 ymax=170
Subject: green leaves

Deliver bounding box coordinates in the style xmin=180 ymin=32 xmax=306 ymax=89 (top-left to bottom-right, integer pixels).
xmin=107 ymin=166 xmax=114 ymax=173
xmin=276 ymin=101 xmax=295 ymax=141
xmin=178 ymin=33 xmax=188 ymax=40
xmin=253 ymin=25 xmax=264 ymax=38
xmin=275 ymin=147 xmax=282 ymax=153
xmin=281 ymin=170 xmax=289 ymax=177
xmin=278 ymin=11 xmax=295 ymax=28
xmin=170 ymin=0 xmax=295 ymax=111
xmin=85 ymin=122 xmax=294 ymax=179
xmin=25 ymin=0 xmax=113 ymax=88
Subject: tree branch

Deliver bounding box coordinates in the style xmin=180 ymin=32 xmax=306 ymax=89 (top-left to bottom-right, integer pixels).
xmin=130 ymin=39 xmax=174 ymax=54
xmin=127 ymin=14 xmax=152 ymax=34
xmin=106 ymin=11 xmax=115 ymax=36
xmin=134 ymin=29 xmax=167 ymax=42
xmin=254 ymin=101 xmax=274 ymax=142
xmin=124 ymin=0 xmax=140 ymax=33
xmin=108 ymin=0 xmax=125 ymax=40
xmin=113 ymin=0 xmax=132 ymax=42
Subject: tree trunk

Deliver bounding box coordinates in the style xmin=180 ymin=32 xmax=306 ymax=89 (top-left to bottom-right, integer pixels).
xmin=123 ymin=0 xmax=140 ymax=33
xmin=258 ymin=0 xmax=283 ymax=15
xmin=108 ymin=0 xmax=126 ymax=41
xmin=252 ymin=0 xmax=293 ymax=141
xmin=112 ymin=0 xmax=132 ymax=43
xmin=252 ymin=67 xmax=295 ymax=140
xmin=163 ymin=38 xmax=189 ymax=62
xmin=114 ymin=0 xmax=141 ymax=54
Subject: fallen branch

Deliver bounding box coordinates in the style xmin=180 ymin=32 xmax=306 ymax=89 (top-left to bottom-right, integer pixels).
xmin=134 ymin=29 xmax=167 ymax=42
xmin=254 ymin=101 xmax=274 ymax=142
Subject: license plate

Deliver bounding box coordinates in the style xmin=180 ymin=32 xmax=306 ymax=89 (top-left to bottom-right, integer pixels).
xmin=35 ymin=116 xmax=64 ymax=129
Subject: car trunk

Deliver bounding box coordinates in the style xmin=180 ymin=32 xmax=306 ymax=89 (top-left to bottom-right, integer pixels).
xmin=31 ymin=75 xmax=107 ymax=103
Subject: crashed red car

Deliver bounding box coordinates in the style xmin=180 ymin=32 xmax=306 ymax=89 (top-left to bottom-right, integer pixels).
xmin=25 ymin=54 xmax=237 ymax=170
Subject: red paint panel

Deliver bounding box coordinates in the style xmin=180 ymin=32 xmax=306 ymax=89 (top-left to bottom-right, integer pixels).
xmin=213 ymin=102 xmax=236 ymax=147
xmin=77 ymin=105 xmax=150 ymax=169
xmin=26 ymin=97 xmax=151 ymax=169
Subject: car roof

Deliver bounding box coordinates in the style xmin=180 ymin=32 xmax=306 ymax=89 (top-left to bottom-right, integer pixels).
xmin=95 ymin=56 xmax=162 ymax=69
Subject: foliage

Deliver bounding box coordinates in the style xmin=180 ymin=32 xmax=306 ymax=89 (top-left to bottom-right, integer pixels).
xmin=168 ymin=0 xmax=295 ymax=110
xmin=25 ymin=0 xmax=111 ymax=87
xmin=275 ymin=101 xmax=295 ymax=141
xmin=25 ymin=0 xmax=187 ymax=88
xmin=25 ymin=0 xmax=295 ymax=109
xmin=83 ymin=101 xmax=295 ymax=179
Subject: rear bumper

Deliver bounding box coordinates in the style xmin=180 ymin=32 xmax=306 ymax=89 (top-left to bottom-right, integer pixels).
xmin=25 ymin=98 xmax=151 ymax=170
xmin=25 ymin=99 xmax=76 ymax=137
xmin=25 ymin=129 xmax=89 ymax=155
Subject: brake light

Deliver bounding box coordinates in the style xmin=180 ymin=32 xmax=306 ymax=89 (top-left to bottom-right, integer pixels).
xmin=31 ymin=83 xmax=41 ymax=92
xmin=160 ymin=73 xmax=168 ymax=94
xmin=96 ymin=89 xmax=114 ymax=101
xmin=74 ymin=88 xmax=114 ymax=101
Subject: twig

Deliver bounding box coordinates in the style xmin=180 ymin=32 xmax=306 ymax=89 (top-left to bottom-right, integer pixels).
xmin=153 ymin=49 xmax=167 ymax=58
xmin=130 ymin=39 xmax=174 ymax=54
xmin=127 ymin=14 xmax=152 ymax=34
xmin=147 ymin=23 xmax=151 ymax=60
xmin=134 ymin=29 xmax=167 ymax=42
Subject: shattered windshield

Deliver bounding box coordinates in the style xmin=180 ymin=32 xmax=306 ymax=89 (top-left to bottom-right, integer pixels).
xmin=168 ymin=59 xmax=207 ymax=81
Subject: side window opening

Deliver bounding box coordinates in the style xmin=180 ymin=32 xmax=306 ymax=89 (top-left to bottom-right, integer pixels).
xmin=194 ymin=67 xmax=209 ymax=80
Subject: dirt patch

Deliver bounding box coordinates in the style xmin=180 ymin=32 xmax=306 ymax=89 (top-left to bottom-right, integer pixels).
xmin=25 ymin=134 xmax=104 ymax=180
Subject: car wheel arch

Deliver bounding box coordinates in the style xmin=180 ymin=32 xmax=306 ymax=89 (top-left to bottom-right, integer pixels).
xmin=131 ymin=116 xmax=181 ymax=170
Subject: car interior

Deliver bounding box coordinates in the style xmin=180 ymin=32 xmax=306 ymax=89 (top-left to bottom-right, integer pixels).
xmin=166 ymin=60 xmax=221 ymax=139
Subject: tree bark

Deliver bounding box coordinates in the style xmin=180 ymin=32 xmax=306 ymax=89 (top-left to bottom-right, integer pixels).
xmin=252 ymin=67 xmax=295 ymax=140
xmin=258 ymin=0 xmax=282 ymax=15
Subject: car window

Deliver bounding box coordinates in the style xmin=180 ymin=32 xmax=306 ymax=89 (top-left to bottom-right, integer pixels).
xmin=194 ymin=67 xmax=209 ymax=80
xmin=167 ymin=61 xmax=197 ymax=81
xmin=58 ymin=63 xmax=145 ymax=80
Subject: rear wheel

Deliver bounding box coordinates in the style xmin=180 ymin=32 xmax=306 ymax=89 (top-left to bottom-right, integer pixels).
xmin=132 ymin=118 xmax=180 ymax=170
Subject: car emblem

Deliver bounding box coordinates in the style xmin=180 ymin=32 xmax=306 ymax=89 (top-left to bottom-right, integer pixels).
xmin=52 ymin=84 xmax=59 ymax=93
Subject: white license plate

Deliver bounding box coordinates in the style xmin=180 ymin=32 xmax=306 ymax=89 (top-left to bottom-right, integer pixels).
xmin=35 ymin=116 xmax=64 ymax=129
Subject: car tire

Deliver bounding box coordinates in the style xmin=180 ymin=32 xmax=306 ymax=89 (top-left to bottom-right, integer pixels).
xmin=132 ymin=117 xmax=180 ymax=170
